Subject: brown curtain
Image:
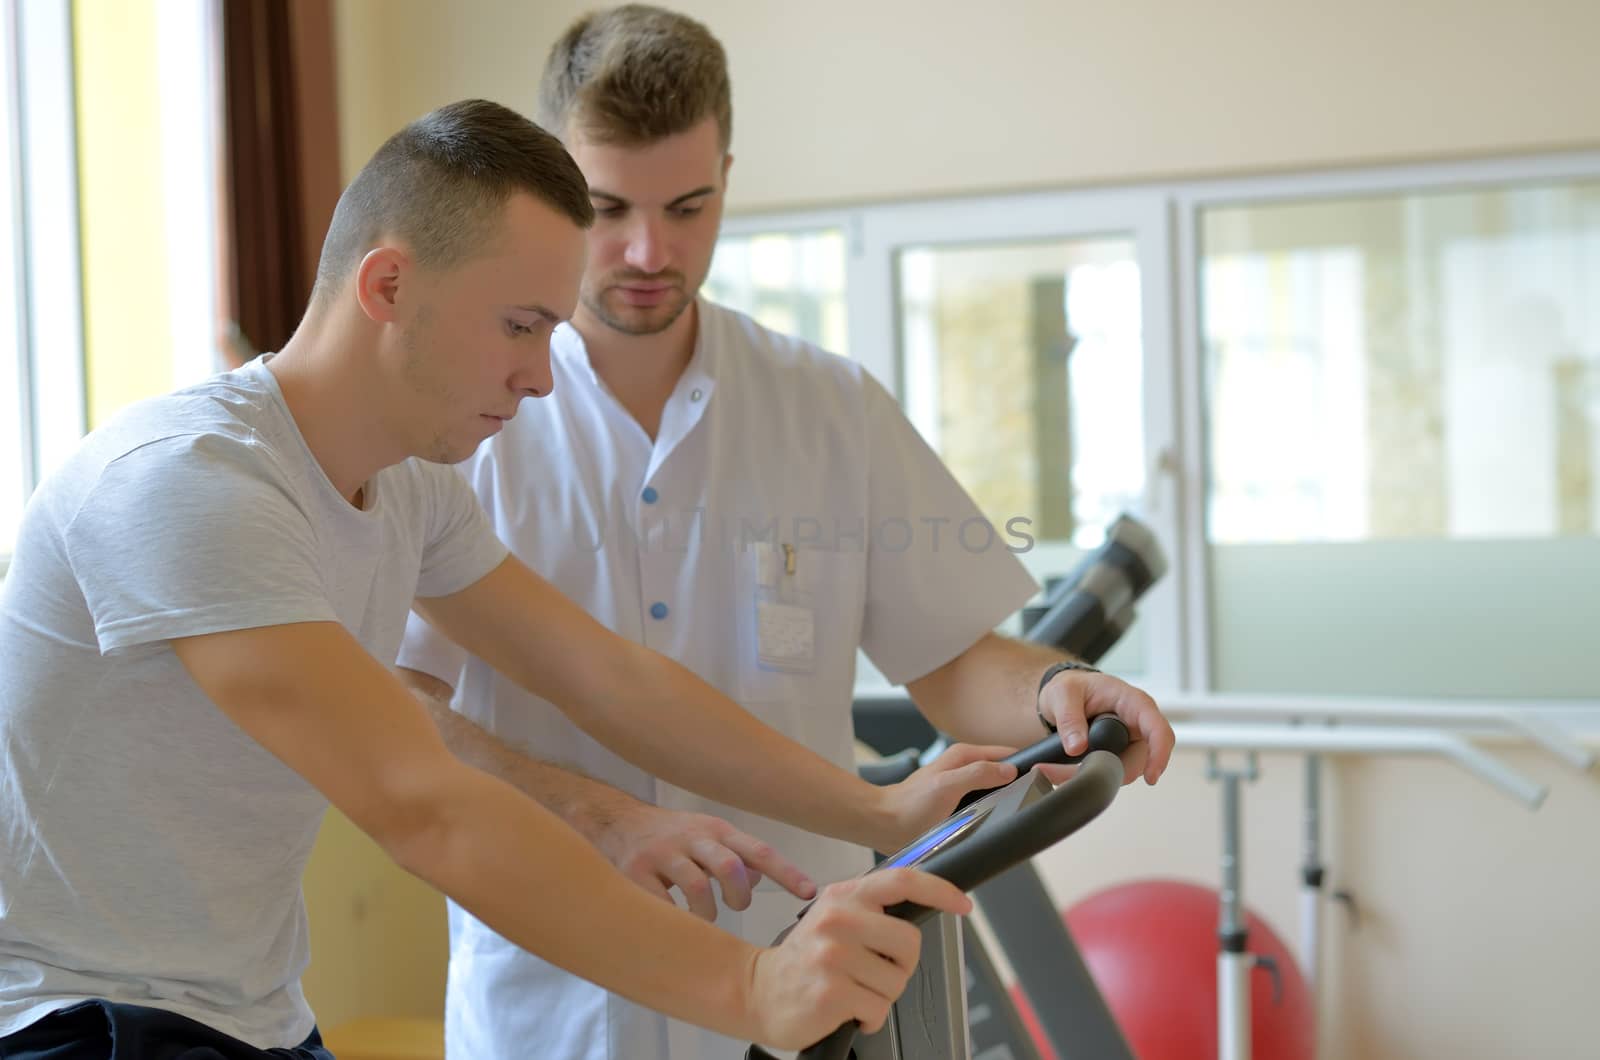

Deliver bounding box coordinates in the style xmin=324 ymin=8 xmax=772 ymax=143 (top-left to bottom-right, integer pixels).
xmin=219 ymin=0 xmax=342 ymax=362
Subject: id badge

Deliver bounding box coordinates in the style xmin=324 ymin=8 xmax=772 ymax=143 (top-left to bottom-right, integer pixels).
xmin=753 ymin=541 xmax=816 ymax=674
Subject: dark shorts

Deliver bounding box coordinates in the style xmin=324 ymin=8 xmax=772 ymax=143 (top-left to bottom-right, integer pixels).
xmin=0 ymin=1001 xmax=332 ymax=1059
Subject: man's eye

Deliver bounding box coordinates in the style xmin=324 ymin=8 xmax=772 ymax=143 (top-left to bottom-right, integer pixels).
xmin=594 ymin=205 xmax=625 ymax=218
xmin=506 ymin=320 xmax=536 ymax=337
xmin=671 ymin=205 xmax=703 ymax=218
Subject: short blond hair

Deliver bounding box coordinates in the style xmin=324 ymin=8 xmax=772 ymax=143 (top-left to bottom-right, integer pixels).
xmin=537 ymin=4 xmax=732 ymax=151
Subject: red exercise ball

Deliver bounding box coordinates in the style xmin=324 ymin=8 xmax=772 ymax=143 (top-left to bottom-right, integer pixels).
xmin=1009 ymin=879 xmax=1315 ymax=1060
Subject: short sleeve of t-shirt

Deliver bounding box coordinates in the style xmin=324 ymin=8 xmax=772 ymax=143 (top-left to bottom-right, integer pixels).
xmin=62 ymin=432 xmax=338 ymax=655
xmin=410 ymin=458 xmax=508 ymax=601
xmin=394 ymin=458 xmax=504 ymax=688
xmin=857 ymin=373 xmax=1040 ymax=684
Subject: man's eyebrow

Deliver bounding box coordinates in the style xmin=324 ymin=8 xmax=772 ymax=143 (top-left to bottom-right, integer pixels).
xmin=513 ymin=304 xmax=563 ymax=323
xmin=667 ymin=186 xmax=716 ymax=208
xmin=589 ymin=186 xmax=716 ymax=209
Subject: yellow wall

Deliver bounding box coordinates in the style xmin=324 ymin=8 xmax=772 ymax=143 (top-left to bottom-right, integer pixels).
xmin=73 ymin=0 xmax=173 ymax=427
xmin=300 ymin=811 xmax=449 ymax=1031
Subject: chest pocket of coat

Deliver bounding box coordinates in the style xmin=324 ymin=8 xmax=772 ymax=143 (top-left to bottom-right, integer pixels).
xmin=731 ymin=542 xmax=866 ymax=707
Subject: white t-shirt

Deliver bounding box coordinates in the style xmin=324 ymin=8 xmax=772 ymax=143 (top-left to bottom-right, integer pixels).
xmin=399 ymin=300 xmax=1039 ymax=1060
xmin=0 ymin=359 xmax=508 ymax=1048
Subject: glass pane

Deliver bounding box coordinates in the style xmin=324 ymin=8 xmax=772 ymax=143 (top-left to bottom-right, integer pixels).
xmin=895 ymin=236 xmax=1148 ymax=674
xmin=1201 ymin=177 xmax=1600 ymax=696
xmin=1203 ymin=180 xmax=1600 ymax=543
xmin=704 ymin=229 xmax=848 ymax=354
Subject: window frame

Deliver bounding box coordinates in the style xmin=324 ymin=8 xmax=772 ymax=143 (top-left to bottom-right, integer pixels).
xmin=1 ymin=0 xmax=84 ymax=576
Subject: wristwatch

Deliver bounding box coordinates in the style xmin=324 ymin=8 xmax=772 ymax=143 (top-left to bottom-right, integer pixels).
xmin=1035 ymin=660 xmax=1101 ymax=734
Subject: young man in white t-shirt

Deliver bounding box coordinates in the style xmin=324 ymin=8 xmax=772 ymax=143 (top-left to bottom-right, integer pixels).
xmin=0 ymin=99 xmax=1014 ymax=1060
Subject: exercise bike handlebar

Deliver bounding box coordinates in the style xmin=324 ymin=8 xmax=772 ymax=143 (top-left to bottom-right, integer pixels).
xmin=858 ymin=715 xmax=1133 ymax=799
xmin=785 ymin=717 xmax=1130 ymax=1060
xmin=888 ymin=738 xmax=1126 ymax=908
xmin=954 ymin=712 xmax=1133 ymax=812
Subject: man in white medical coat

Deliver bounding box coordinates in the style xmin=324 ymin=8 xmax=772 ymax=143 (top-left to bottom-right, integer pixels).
xmin=399 ymin=7 xmax=1176 ymax=1059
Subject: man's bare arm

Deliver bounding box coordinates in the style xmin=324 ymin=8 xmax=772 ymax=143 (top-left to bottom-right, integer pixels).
xmin=413 ymin=557 xmax=1015 ymax=852
xmin=398 ymin=668 xmax=643 ymax=844
xmin=172 ymin=620 xmax=970 ymax=1047
xmin=906 ymin=632 xmax=1174 ymax=785
xmin=396 ymin=667 xmax=815 ymax=915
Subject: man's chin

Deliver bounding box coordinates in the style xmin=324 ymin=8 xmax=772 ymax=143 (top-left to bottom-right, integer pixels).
xmin=590 ymin=292 xmax=692 ymax=336
xmin=422 ymin=437 xmax=481 ymax=465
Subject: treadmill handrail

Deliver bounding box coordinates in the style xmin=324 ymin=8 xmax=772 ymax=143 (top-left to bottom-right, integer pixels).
xmin=1171 ymin=721 xmax=1548 ymax=808
xmin=1155 ymin=691 xmax=1595 ymax=771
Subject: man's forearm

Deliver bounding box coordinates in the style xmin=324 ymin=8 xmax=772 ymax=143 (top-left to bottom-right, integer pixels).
xmin=412 ymin=561 xmax=897 ymax=851
xmin=402 ymin=656 xmax=893 ymax=858
xmin=398 ymin=759 xmax=763 ymax=1041
xmin=907 ymin=633 xmax=1069 ymax=747
xmin=406 ymin=680 xmax=641 ymax=845
xmin=560 ymin=642 xmax=895 ymax=851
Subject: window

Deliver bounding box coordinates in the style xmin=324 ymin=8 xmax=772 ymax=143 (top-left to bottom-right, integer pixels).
xmin=704 ymin=228 xmax=848 ymax=354
xmin=892 ymin=235 xmax=1157 ymax=679
xmin=898 ymin=237 xmax=1145 ymax=553
xmin=1 ymin=0 xmax=83 ymax=565
xmin=670 ymin=157 xmax=1600 ymax=707
xmin=2 ymin=0 xmax=223 ymax=571
xmin=1196 ymin=175 xmax=1600 ymax=697
xmin=1202 ymin=180 xmax=1600 ymax=544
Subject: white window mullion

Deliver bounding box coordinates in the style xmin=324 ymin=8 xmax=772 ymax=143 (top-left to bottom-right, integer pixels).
xmin=1172 ymin=188 xmax=1215 ymax=695
xmin=1129 ymin=193 xmax=1188 ymax=694
xmin=18 ymin=0 xmax=85 ymax=482
xmin=1 ymin=0 xmax=32 ymax=567
xmin=847 ymin=209 xmax=898 ymax=394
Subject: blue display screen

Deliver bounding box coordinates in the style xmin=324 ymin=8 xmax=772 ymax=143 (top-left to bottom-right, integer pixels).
xmin=879 ymin=805 xmax=990 ymax=869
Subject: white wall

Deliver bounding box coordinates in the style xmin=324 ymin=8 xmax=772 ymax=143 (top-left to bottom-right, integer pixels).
xmin=334 ymin=0 xmax=1600 ymax=210
xmin=1039 ymin=746 xmax=1600 ymax=1058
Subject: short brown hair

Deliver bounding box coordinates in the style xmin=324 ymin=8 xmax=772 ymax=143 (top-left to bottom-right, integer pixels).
xmin=313 ymin=99 xmax=594 ymax=302
xmin=537 ymin=5 xmax=732 ymax=151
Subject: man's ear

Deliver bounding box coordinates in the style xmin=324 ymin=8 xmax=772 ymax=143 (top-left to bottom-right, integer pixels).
xmin=353 ymin=246 xmax=409 ymax=324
